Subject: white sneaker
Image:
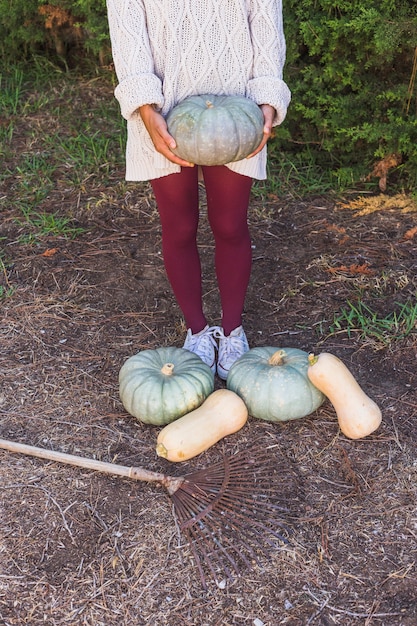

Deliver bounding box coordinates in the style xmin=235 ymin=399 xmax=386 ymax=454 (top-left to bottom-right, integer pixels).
xmin=215 ymin=326 xmax=249 ymax=380
xmin=183 ymin=325 xmax=219 ymax=373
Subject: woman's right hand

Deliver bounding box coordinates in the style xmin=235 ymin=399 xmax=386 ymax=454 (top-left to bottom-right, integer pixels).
xmin=138 ymin=104 xmax=194 ymax=167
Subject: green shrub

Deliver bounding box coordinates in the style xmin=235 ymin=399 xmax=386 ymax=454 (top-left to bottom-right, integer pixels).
xmin=281 ymin=0 xmax=417 ymax=190
xmin=0 ymin=0 xmax=416 ymax=190
xmin=0 ymin=0 xmax=44 ymax=59
xmin=0 ymin=0 xmax=109 ymax=64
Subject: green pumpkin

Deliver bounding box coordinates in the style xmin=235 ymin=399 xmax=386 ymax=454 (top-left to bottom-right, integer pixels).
xmin=119 ymin=347 xmax=214 ymax=425
xmin=227 ymin=347 xmax=325 ymax=422
xmin=166 ymin=94 xmax=264 ymax=166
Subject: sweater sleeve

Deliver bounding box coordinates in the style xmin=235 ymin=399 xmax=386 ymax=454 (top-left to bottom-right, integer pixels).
xmin=106 ymin=0 xmax=164 ymax=120
xmin=247 ymin=0 xmax=291 ymax=125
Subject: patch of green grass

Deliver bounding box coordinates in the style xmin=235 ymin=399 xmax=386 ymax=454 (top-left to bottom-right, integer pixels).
xmin=0 ymin=67 xmax=25 ymax=116
xmin=327 ymin=298 xmax=417 ymax=346
xmin=0 ymin=284 xmax=15 ymax=299
xmin=0 ymin=65 xmax=125 ymax=248
xmin=15 ymin=153 xmax=55 ymax=193
xmin=252 ymin=137 xmax=381 ymax=200
xmin=46 ymin=129 xmax=125 ymax=185
xmin=0 ymin=122 xmax=15 ymax=149
xmin=0 ymin=252 xmax=15 ymax=300
xmin=0 ymin=68 xmax=24 ymax=147
xmin=0 ymin=66 xmax=51 ymax=148
xmin=253 ymin=148 xmax=338 ymax=200
xmin=0 ymin=64 xmax=57 ymax=152
xmin=4 ymin=152 xmax=56 ymax=222
xmin=16 ymin=211 xmax=85 ymax=245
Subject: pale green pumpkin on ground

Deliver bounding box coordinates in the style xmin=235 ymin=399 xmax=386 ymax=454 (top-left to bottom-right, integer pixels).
xmin=118 ymin=345 xmax=382 ymax=461
xmin=227 ymin=346 xmax=325 ymax=421
xmin=118 ymin=346 xmax=214 ymax=426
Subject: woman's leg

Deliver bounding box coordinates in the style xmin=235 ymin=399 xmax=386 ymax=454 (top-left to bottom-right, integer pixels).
xmin=202 ymin=166 xmax=253 ymax=335
xmin=151 ymin=168 xmax=207 ymax=333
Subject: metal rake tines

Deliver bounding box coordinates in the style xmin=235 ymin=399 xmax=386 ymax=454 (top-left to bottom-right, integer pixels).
xmin=170 ymin=449 xmax=296 ymax=588
xmin=176 ymin=471 xmax=290 ymax=541
xmin=0 ymin=437 xmax=300 ymax=590
xmin=172 ymin=493 xmax=285 ymax=588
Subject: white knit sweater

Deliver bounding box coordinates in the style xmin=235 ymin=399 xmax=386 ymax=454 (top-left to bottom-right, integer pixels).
xmin=106 ymin=0 xmax=291 ymax=181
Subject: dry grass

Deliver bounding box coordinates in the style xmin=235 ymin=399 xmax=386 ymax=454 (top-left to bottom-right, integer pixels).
xmin=337 ymin=193 xmax=417 ymax=216
xmin=1 ymin=85 xmax=417 ymax=623
xmin=0 ymin=191 xmax=417 ymax=626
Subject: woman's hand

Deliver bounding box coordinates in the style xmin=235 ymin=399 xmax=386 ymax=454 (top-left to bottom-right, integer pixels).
xmin=138 ymin=104 xmax=194 ymax=167
xmin=246 ymin=104 xmax=276 ymax=158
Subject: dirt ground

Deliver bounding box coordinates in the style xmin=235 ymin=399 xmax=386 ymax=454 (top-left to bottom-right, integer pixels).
xmin=1 ymin=169 xmax=417 ymax=624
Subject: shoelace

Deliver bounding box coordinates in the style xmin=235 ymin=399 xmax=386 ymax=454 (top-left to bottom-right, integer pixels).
xmin=214 ymin=328 xmax=244 ymax=359
xmin=189 ymin=326 xmax=219 ymax=353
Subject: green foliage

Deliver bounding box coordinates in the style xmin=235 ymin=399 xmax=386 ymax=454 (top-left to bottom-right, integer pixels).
xmin=0 ymin=0 xmax=43 ymax=59
xmin=0 ymin=0 xmax=109 ymax=64
xmin=49 ymin=0 xmax=110 ymax=61
xmin=281 ymin=0 xmax=417 ymax=190
xmin=0 ymin=244 xmax=15 ymax=300
xmin=0 ymin=64 xmax=124 ymax=247
xmin=0 ymin=0 xmax=416 ymax=190
xmin=15 ymin=211 xmax=85 ymax=245
xmin=328 ymin=297 xmax=417 ymax=346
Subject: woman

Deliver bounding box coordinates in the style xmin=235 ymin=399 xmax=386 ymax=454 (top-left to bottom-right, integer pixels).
xmin=106 ymin=0 xmax=291 ymax=379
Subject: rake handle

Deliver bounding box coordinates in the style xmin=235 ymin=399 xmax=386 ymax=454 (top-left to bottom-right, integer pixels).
xmin=0 ymin=438 xmax=171 ymax=486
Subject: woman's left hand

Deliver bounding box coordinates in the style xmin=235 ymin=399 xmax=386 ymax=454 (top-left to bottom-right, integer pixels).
xmin=246 ymin=104 xmax=276 ymax=158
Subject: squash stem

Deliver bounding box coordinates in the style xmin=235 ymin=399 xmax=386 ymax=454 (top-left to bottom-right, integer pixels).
xmin=160 ymin=363 xmax=174 ymax=376
xmin=268 ymin=349 xmax=287 ymax=366
xmin=156 ymin=443 xmax=168 ymax=458
xmin=308 ymin=353 xmax=318 ymax=366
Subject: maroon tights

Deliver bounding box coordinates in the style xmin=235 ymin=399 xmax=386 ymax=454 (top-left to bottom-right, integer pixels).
xmin=151 ymin=165 xmax=253 ymax=335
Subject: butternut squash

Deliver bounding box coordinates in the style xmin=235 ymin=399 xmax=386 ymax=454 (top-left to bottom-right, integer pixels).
xmin=307 ymin=352 xmax=382 ymax=439
xmin=156 ymin=389 xmax=248 ymax=462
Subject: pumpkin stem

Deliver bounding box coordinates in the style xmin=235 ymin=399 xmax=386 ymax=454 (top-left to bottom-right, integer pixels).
xmin=160 ymin=363 xmax=175 ymax=376
xmin=308 ymin=353 xmax=319 ymax=366
xmin=205 ymin=100 xmax=214 ymax=108
xmin=268 ymin=349 xmax=287 ymax=366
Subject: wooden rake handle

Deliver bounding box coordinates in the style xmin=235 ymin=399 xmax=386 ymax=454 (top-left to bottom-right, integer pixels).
xmin=0 ymin=437 xmax=170 ymax=485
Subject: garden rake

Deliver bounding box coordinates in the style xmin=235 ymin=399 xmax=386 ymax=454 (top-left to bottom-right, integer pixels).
xmin=0 ymin=437 xmax=298 ymax=589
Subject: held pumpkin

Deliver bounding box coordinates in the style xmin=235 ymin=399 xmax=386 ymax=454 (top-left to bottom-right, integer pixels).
xmin=307 ymin=352 xmax=382 ymax=439
xmin=166 ymin=94 xmax=264 ymax=166
xmin=227 ymin=346 xmax=325 ymax=422
xmin=156 ymin=389 xmax=248 ymax=462
xmin=119 ymin=347 xmax=214 ymax=426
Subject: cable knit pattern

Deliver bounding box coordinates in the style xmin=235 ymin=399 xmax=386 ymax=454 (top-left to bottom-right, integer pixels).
xmin=107 ymin=0 xmax=291 ymax=181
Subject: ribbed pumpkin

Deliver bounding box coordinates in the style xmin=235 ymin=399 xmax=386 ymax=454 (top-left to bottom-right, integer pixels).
xmin=166 ymin=94 xmax=264 ymax=166
xmin=227 ymin=347 xmax=325 ymax=422
xmin=119 ymin=347 xmax=214 ymax=425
